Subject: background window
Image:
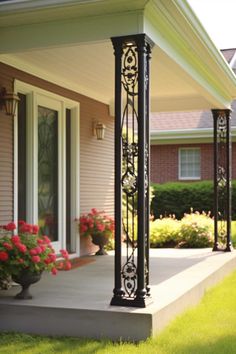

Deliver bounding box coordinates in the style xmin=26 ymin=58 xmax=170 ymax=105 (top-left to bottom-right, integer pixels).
xmin=179 ymin=148 xmax=200 ymax=179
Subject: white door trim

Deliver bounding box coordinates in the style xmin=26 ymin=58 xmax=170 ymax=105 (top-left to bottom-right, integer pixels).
xmin=14 ymin=80 xmax=80 ymax=255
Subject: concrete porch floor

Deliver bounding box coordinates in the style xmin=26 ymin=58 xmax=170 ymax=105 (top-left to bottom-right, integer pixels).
xmin=0 ymin=248 xmax=236 ymax=341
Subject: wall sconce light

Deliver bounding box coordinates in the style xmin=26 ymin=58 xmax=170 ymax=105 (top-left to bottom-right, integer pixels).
xmin=93 ymin=121 xmax=106 ymax=140
xmin=0 ymin=88 xmax=20 ymax=116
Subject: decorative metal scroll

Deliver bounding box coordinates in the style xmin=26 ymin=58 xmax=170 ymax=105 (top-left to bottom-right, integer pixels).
xmin=111 ymin=34 xmax=153 ymax=307
xmin=212 ymin=109 xmax=232 ymax=251
xmin=121 ymin=44 xmax=139 ymax=298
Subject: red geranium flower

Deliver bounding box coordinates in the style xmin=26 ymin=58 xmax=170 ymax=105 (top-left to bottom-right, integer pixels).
xmin=31 ymin=255 xmax=40 ymax=263
xmin=0 ymin=251 xmax=9 ymax=261
xmin=4 ymin=222 xmax=16 ymax=231
xmin=3 ymin=242 xmax=13 ymax=251
xmin=51 ymin=267 xmax=58 ymax=275
xmin=60 ymin=249 xmax=69 ymax=259
xmin=11 ymin=235 xmax=20 ymax=244
xmin=16 ymin=243 xmax=27 ymax=253
xmin=20 ymin=223 xmax=32 ymax=233
xmin=64 ymin=261 xmax=72 ymax=271
xmin=29 ymin=248 xmax=38 ymax=256
xmin=42 ymin=235 xmax=51 ymax=244
xmin=32 ymin=225 xmax=39 ymax=234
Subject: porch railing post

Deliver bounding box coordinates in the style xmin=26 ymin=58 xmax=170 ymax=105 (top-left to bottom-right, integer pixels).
xmin=110 ymin=34 xmax=154 ymax=308
xmin=212 ymin=109 xmax=232 ymax=252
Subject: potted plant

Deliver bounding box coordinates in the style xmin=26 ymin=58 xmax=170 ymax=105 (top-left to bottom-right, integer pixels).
xmin=78 ymin=208 xmax=114 ymax=255
xmin=0 ymin=221 xmax=71 ymax=299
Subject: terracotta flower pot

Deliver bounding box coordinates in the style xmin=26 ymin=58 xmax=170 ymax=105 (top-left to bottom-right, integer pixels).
xmin=91 ymin=233 xmax=109 ymax=255
xmin=12 ymin=270 xmax=42 ymax=299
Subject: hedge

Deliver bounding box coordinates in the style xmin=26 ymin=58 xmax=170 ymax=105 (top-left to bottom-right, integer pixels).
xmin=151 ymin=180 xmax=236 ymax=220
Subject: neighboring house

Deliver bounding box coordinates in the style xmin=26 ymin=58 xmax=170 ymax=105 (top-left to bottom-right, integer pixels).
xmin=150 ymin=49 xmax=236 ymax=184
xmin=0 ymin=0 xmax=236 ymax=260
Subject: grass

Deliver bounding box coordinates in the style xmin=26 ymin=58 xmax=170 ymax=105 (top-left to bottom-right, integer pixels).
xmin=1 ymin=269 xmax=236 ymax=354
xmin=231 ymin=221 xmax=236 ymax=246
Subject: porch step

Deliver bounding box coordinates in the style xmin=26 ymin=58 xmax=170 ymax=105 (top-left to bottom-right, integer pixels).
xmin=0 ymin=249 xmax=236 ymax=341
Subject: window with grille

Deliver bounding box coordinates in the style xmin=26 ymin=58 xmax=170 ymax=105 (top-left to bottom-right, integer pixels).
xmin=179 ymin=148 xmax=200 ymax=180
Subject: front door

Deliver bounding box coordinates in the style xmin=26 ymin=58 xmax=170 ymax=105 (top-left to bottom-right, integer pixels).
xmin=37 ymin=104 xmax=60 ymax=251
xmin=16 ymin=81 xmax=80 ymax=254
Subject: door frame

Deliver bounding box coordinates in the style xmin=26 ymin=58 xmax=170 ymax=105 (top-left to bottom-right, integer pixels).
xmin=14 ymin=80 xmax=80 ymax=255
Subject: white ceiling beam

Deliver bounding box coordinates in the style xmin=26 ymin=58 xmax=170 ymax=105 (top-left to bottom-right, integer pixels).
xmin=0 ymin=10 xmax=144 ymax=53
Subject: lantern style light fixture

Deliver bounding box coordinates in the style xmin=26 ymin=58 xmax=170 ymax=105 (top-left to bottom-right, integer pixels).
xmin=93 ymin=121 xmax=106 ymax=140
xmin=0 ymin=88 xmax=20 ymax=116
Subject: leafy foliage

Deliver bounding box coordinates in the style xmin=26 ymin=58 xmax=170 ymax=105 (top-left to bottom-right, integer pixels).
xmin=150 ymin=210 xmax=214 ymax=248
xmin=150 ymin=216 xmax=181 ymax=247
xmin=151 ymin=181 xmax=214 ymax=220
xmin=179 ymin=211 xmax=214 ymax=248
xmin=151 ymin=180 xmax=236 ymax=220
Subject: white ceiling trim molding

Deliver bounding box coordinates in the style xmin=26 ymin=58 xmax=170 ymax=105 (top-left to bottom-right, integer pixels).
xmin=0 ymin=0 xmax=147 ymax=17
xmin=0 ymin=10 xmax=144 ymax=53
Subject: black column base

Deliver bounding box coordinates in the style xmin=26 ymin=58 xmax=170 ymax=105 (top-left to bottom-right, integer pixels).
xmin=212 ymin=243 xmax=220 ymax=251
xmin=212 ymin=243 xmax=234 ymax=252
xmin=224 ymin=244 xmax=234 ymax=252
xmin=110 ymin=295 xmax=153 ymax=308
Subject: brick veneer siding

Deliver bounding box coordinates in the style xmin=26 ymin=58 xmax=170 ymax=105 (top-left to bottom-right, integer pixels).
xmin=150 ymin=143 xmax=236 ymax=184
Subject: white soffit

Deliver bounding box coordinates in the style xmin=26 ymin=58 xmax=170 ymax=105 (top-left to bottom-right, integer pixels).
xmin=0 ymin=42 xmax=213 ymax=112
xmin=0 ymin=0 xmax=236 ymax=112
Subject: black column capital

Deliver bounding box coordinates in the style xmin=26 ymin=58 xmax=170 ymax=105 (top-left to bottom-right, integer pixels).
xmin=211 ymin=109 xmax=232 ymax=119
xmin=111 ymin=34 xmax=154 ymax=50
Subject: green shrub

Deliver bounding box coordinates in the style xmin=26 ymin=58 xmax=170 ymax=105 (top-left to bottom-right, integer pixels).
xmin=150 ymin=216 xmax=181 ymax=248
xmin=149 ymin=210 xmax=214 ymax=248
xmin=151 ymin=180 xmax=236 ymax=220
xmin=179 ymin=211 xmax=214 ymax=248
xmin=151 ymin=181 xmax=214 ymax=220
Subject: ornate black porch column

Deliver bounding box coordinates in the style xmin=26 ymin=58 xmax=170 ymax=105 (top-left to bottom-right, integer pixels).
xmin=212 ymin=109 xmax=232 ymax=252
xmin=110 ymin=34 xmax=154 ymax=308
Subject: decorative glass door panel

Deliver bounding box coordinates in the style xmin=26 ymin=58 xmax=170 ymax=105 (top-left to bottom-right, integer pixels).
xmin=38 ymin=106 xmax=58 ymax=242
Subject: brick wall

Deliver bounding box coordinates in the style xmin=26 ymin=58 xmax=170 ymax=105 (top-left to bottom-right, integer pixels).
xmin=151 ymin=143 xmax=236 ymax=184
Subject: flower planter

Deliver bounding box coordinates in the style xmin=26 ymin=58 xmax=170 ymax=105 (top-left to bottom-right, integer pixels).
xmin=12 ymin=271 xmax=42 ymax=299
xmin=0 ymin=221 xmax=71 ymax=299
xmin=91 ymin=233 xmax=109 ymax=255
xmin=78 ymin=208 xmax=114 ymax=255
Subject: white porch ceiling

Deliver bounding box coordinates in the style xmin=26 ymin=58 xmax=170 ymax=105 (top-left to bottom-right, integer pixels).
xmin=0 ymin=0 xmax=236 ymax=112
xmin=0 ymin=41 xmax=225 ymax=113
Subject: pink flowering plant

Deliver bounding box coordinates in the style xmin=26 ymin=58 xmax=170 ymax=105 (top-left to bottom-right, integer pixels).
xmin=78 ymin=208 xmax=115 ymax=239
xmin=0 ymin=221 xmax=71 ymax=279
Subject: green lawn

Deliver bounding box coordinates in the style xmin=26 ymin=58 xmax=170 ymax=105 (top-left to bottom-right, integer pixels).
xmin=1 ymin=269 xmax=236 ymax=354
xmin=231 ymin=221 xmax=236 ymax=246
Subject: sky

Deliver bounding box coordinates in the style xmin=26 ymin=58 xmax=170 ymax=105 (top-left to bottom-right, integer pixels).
xmin=188 ymin=0 xmax=235 ymax=50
